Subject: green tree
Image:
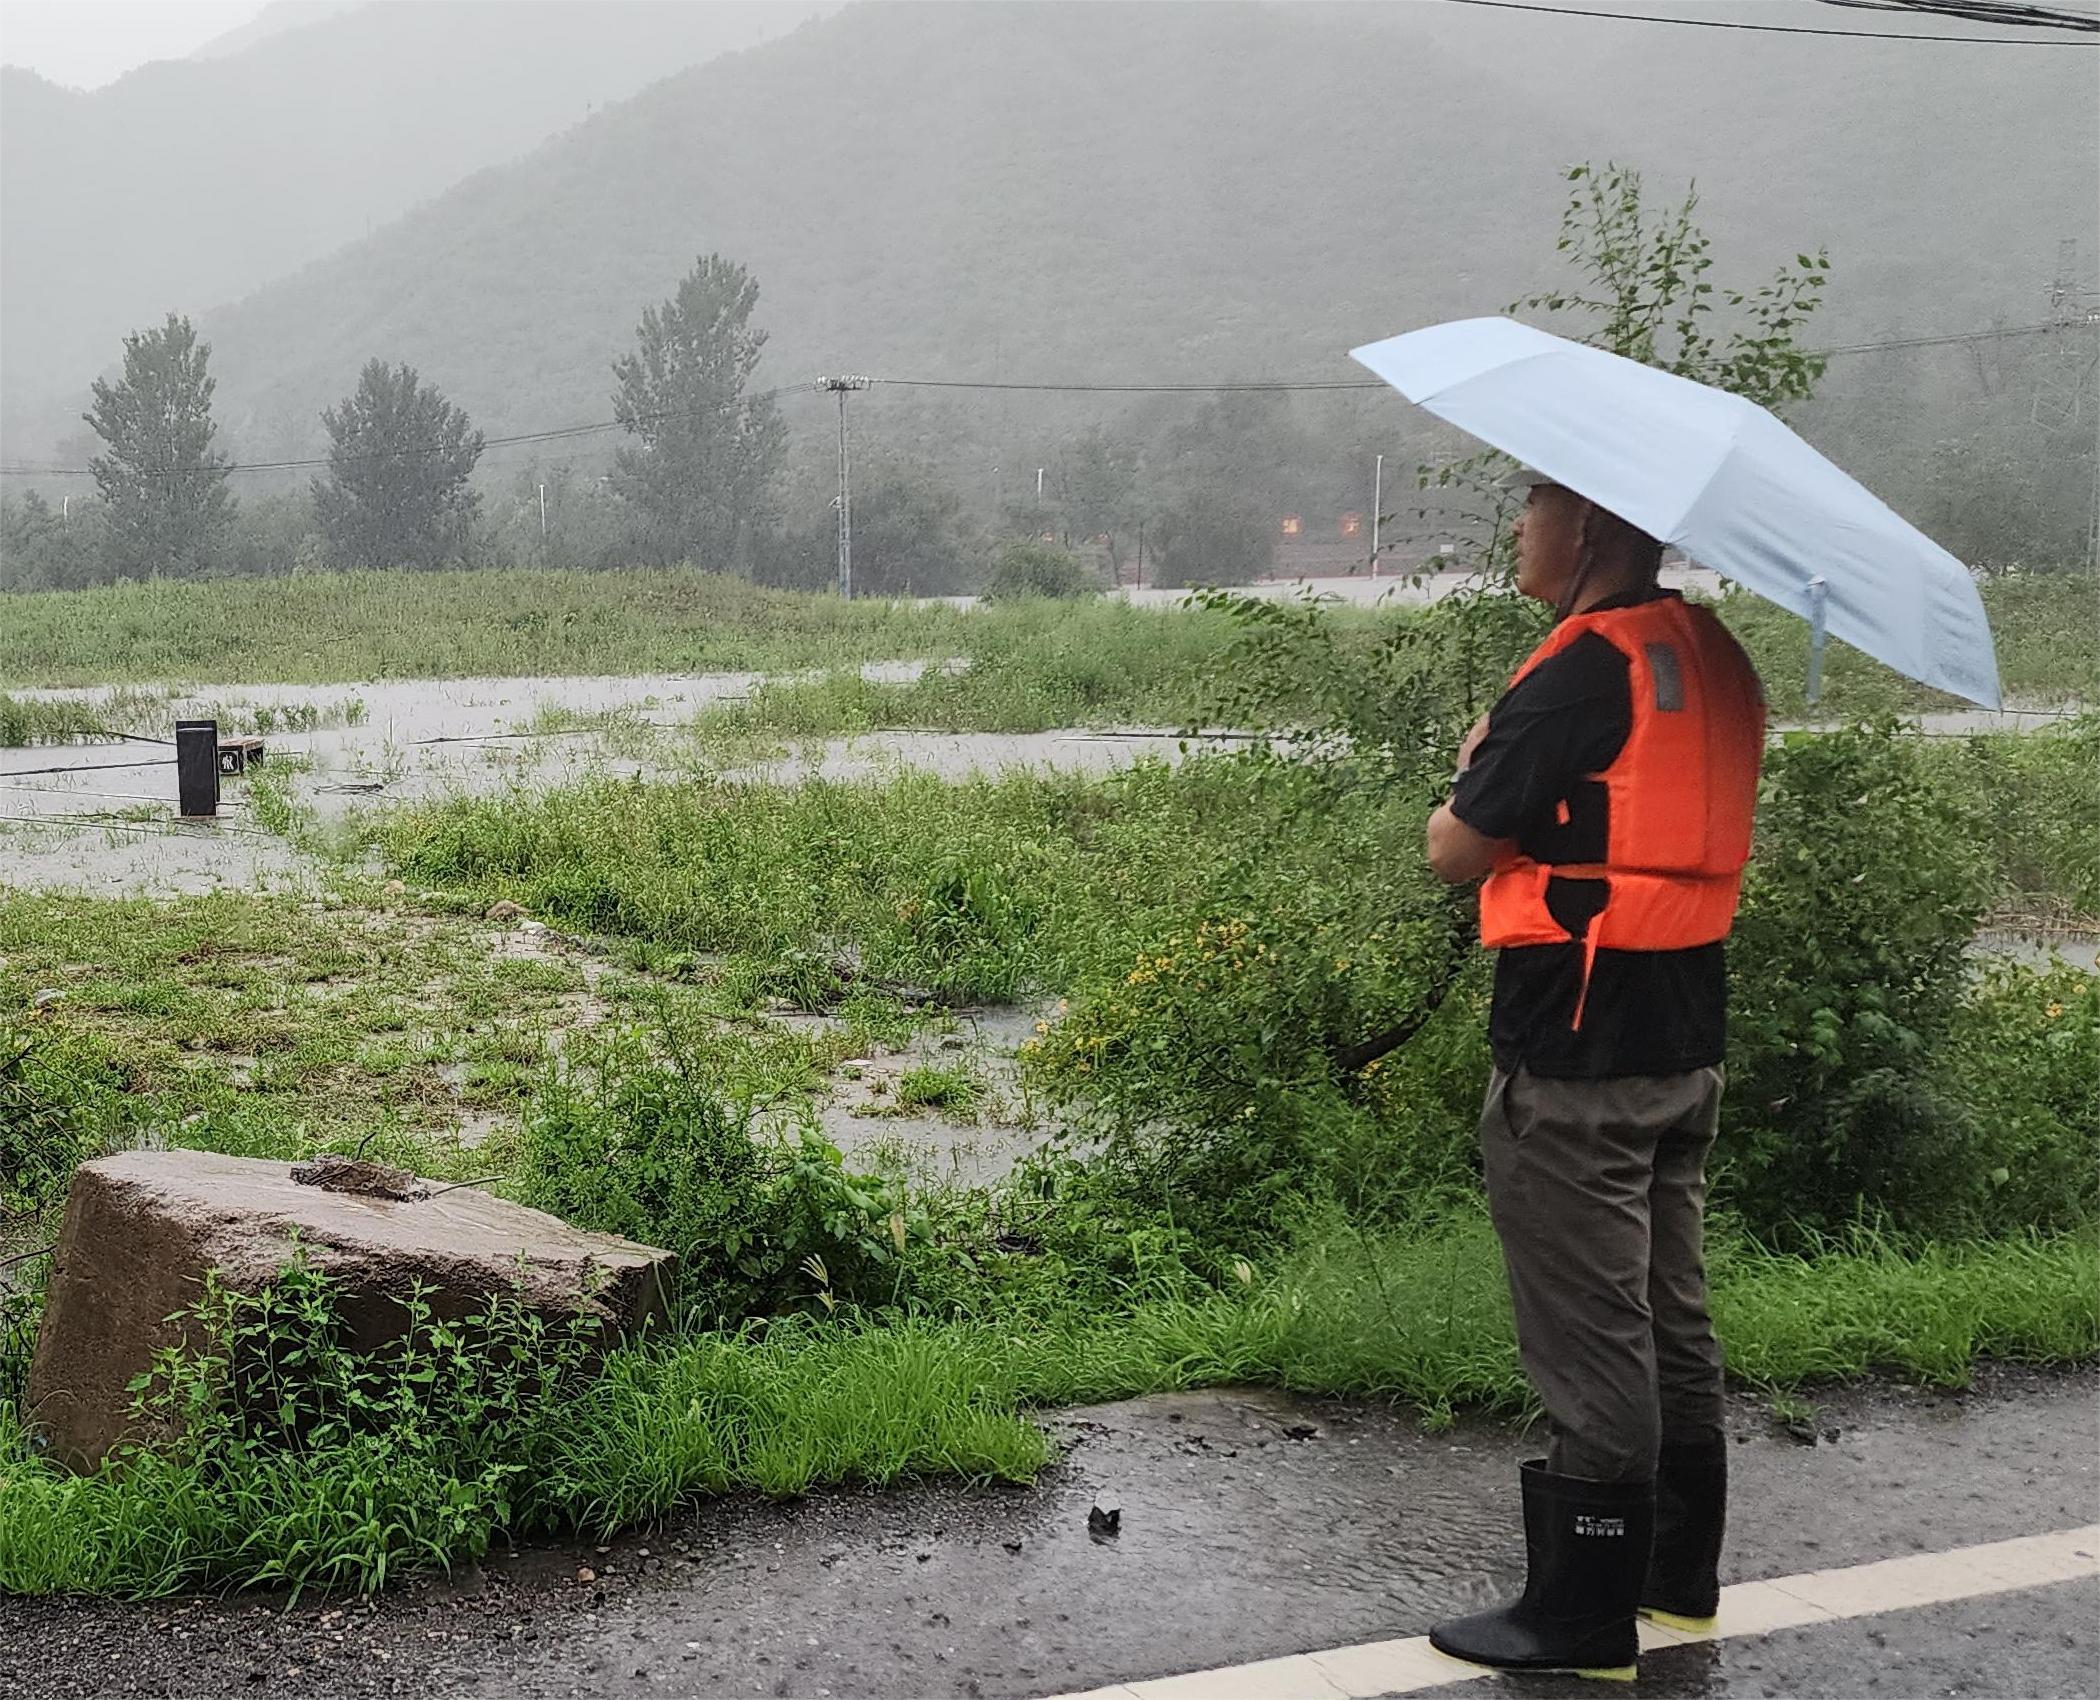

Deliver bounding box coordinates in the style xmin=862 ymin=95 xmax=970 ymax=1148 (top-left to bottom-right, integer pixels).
xmin=1421 ymin=162 xmax=1832 ymax=572
xmin=1054 ymin=427 xmax=1140 ymax=575
xmin=484 ymin=464 xmax=647 ymax=571
xmin=1521 ymin=162 xmax=1829 ymax=411
xmin=313 ymin=359 xmax=484 ymax=569
xmin=1151 ymin=484 xmax=1274 ymax=588
xmin=611 ymin=254 xmax=785 ymax=570
xmin=82 ymin=313 xmax=234 ymax=579
xmin=0 ymin=490 xmax=107 ymax=592
xmin=983 ymin=540 xmax=1098 ymax=600
xmin=755 ymin=467 xmax=977 ymax=597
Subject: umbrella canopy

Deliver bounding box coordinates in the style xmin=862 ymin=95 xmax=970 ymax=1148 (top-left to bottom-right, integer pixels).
xmin=1350 ymin=316 xmax=2001 ymax=709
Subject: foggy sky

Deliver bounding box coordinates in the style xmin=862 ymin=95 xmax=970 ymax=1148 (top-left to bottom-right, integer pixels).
xmin=0 ymin=0 xmax=264 ymax=89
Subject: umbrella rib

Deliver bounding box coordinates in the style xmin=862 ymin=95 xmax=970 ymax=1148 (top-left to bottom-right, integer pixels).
xmin=1655 ymin=394 xmax=1756 ymax=546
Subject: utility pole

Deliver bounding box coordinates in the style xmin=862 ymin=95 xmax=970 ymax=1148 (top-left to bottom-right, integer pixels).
xmin=538 ymin=483 xmax=548 ymax=538
xmin=1371 ymin=453 xmax=1383 ymax=575
xmin=822 ymin=376 xmax=871 ymax=598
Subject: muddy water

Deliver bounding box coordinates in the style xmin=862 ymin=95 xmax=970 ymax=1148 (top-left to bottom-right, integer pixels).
xmin=926 ymin=564 xmax=1732 ymax=610
xmin=2 ymin=658 xmax=2086 ymax=951
xmin=0 ymin=663 xmax=1010 ymax=895
xmin=1975 ymin=926 xmax=2100 ymax=975
xmin=788 ymin=1002 xmax=1058 ymax=1186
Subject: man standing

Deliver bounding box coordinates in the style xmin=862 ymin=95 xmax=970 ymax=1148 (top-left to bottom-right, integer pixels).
xmin=1423 ymin=475 xmax=1765 ymax=1682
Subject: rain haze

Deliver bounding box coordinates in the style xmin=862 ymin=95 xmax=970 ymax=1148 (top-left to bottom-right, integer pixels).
xmin=0 ymin=3 xmax=2095 ymax=1699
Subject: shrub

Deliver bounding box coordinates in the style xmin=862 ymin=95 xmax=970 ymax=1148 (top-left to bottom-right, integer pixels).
xmin=0 ymin=1262 xmax=602 ymax=1598
xmin=1931 ymin=962 xmax=2100 ymax=1234
xmin=0 ymin=1028 xmax=130 ymax=1217
xmin=1924 ymin=716 xmax=2099 ymax=923
xmin=513 ymin=1027 xmax=930 ymax=1322
xmin=1720 ymin=722 xmax=1995 ymax=1237
xmin=982 ymin=541 xmax=1097 ymax=600
xmin=1149 ymin=487 xmax=1274 ymax=588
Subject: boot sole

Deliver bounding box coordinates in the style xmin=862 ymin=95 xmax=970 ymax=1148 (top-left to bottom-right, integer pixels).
xmin=1429 ymin=1644 xmax=1637 ymax=1683
xmin=1640 ymin=1606 xmax=1718 ymax=1635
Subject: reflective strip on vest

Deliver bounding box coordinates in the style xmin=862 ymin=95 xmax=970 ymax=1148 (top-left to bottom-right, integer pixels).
xmin=1478 ymin=597 xmax=1764 ymax=977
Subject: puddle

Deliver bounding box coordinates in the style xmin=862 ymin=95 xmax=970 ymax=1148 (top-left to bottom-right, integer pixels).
xmin=790 ymin=1002 xmax=1057 ymax=1186
xmin=1974 ymin=926 xmax=2100 ymax=974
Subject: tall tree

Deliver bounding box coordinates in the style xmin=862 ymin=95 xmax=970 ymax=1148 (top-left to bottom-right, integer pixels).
xmin=1054 ymin=427 xmax=1140 ymax=573
xmin=313 ymin=359 xmax=484 ymax=569
xmin=610 ymin=254 xmax=784 ymax=570
xmin=82 ymin=313 xmax=234 ymax=579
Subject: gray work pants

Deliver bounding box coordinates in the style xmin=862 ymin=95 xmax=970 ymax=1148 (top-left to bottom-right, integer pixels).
xmin=1478 ymin=1063 xmax=1728 ymax=1483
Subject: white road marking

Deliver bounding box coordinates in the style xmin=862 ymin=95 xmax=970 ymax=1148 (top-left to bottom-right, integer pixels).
xmin=1034 ymin=1523 xmax=2100 ymax=1700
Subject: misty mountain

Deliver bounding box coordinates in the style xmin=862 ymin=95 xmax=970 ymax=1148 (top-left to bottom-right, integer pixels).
xmin=189 ymin=3 xmax=364 ymax=61
xmin=0 ymin=0 xmax=830 ymax=456
xmin=12 ymin=0 xmax=2094 ymax=490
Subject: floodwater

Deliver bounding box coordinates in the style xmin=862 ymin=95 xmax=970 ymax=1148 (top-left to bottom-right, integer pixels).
xmin=0 ymin=655 xmax=2087 ymax=904
xmin=928 ymin=563 xmax=1730 ymax=611
xmin=759 ymin=1000 xmax=1056 ymax=1186
xmin=3 ymin=661 xmax=1143 ymax=895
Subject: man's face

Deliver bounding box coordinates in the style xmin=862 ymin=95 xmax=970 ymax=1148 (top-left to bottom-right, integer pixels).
xmin=1511 ymin=484 xmax=1585 ymax=604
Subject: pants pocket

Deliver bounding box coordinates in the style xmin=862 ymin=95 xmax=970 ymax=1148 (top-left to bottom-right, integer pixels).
xmin=1498 ymin=1064 xmax=1532 ymax=1143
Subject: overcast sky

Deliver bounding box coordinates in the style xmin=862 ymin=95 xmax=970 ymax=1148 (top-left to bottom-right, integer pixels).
xmin=0 ymin=0 xmax=267 ymax=88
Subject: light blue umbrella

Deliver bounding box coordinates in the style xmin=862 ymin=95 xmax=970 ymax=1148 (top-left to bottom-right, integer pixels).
xmin=1350 ymin=316 xmax=2001 ymax=709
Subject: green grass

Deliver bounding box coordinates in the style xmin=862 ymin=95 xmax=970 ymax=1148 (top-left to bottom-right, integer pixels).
xmin=0 ymin=569 xmax=977 ymax=689
xmin=2 ymin=1215 xmax=2090 ymax=1599
xmin=0 ymin=1315 xmax=1049 ymax=1599
xmin=3 ymin=620 xmax=2095 ymax=1602
xmin=0 ymin=888 xmax=603 ymax=1185
xmin=0 ymin=695 xmax=114 ymax=746
xmin=6 ymin=568 xmax=2089 ymax=723
xmin=1719 ymin=571 xmax=2098 ymax=714
xmin=0 ymin=685 xmax=369 ymax=745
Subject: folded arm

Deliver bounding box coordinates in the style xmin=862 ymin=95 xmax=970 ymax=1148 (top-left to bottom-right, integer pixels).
xmin=1426 ymin=801 xmax=1509 ymax=885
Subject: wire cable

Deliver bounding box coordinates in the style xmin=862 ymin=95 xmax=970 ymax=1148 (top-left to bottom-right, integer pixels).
xmin=0 ymin=384 xmax=811 ymax=481
xmin=1431 ymin=0 xmax=2099 ymax=40
xmin=3 ymin=320 xmax=2088 ymax=481
xmin=1820 ymin=0 xmax=2097 ymax=31
xmin=0 ymin=756 xmax=170 ymax=779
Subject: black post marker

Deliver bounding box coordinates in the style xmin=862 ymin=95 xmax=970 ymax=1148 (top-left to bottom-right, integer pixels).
xmin=175 ymin=719 xmax=219 ymax=819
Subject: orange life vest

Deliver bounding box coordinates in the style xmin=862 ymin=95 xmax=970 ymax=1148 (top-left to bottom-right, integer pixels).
xmin=1478 ymin=595 xmax=1765 ymax=1027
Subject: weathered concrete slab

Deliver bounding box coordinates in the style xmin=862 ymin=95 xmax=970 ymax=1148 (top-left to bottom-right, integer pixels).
xmin=26 ymin=1147 xmax=674 ymax=1471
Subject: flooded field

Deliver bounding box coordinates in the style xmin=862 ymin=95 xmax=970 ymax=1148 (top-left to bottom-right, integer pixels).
xmin=1 ymin=648 xmax=2082 ymax=899
xmin=0 ymin=662 xmax=1232 ymax=896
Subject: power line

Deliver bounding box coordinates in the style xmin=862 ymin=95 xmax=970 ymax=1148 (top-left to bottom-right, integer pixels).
xmin=2 ymin=319 xmax=2088 ymax=482
xmin=1813 ymin=317 xmax=2095 ymax=355
xmin=871 ymin=320 xmax=2087 ymax=395
xmin=878 ymin=377 xmax=1386 ymax=395
xmin=1820 ymin=0 xmax=2098 ymax=32
xmin=0 ymin=385 xmax=809 ymax=481
xmin=1431 ymin=0 xmax=2099 ymax=39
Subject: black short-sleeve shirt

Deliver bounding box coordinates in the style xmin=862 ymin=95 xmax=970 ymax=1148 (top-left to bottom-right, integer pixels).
xmin=1449 ymin=589 xmax=1729 ymax=1079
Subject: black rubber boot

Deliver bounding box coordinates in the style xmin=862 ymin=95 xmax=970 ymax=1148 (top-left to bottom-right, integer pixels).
xmin=1641 ymin=1435 xmax=1727 ymax=1631
xmin=1429 ymin=1460 xmax=1653 ymax=1683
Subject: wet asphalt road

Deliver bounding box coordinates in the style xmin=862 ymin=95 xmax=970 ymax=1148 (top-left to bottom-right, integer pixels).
xmin=1 ymin=1366 xmax=2092 ymax=1700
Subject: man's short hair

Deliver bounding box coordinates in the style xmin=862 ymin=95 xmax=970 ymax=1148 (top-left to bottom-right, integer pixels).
xmin=1582 ymin=504 xmax=1664 ymax=579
